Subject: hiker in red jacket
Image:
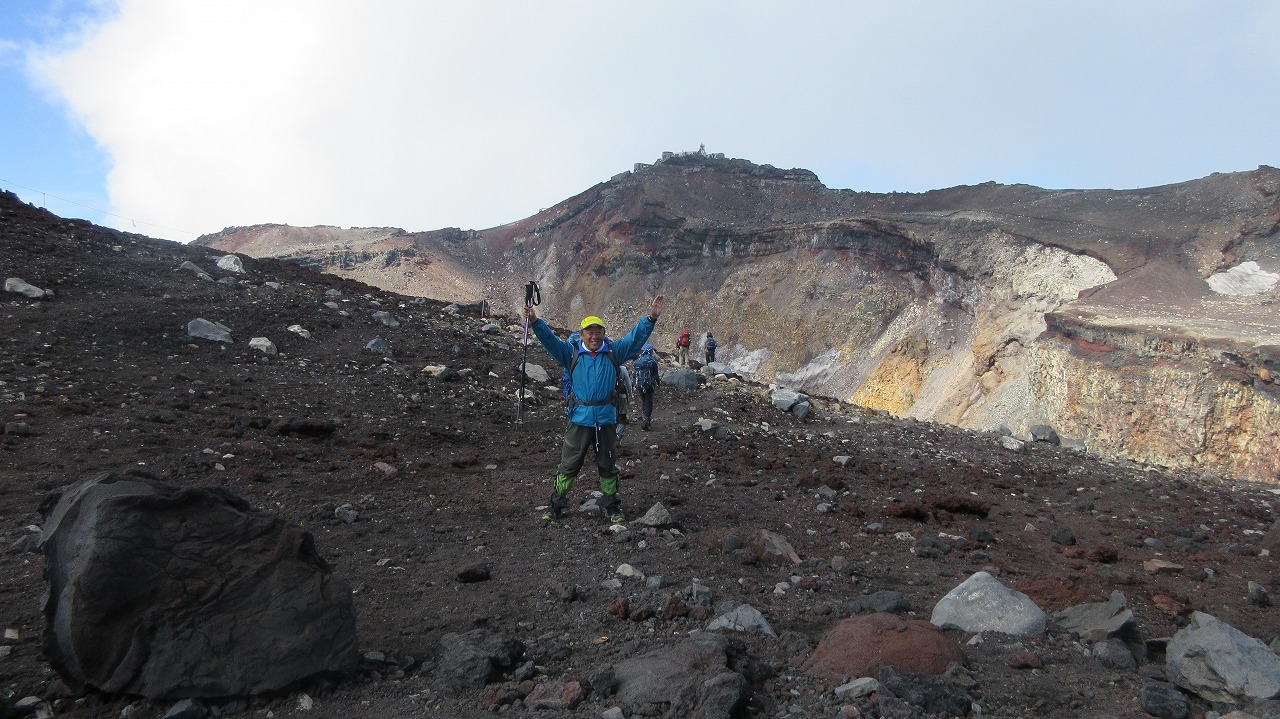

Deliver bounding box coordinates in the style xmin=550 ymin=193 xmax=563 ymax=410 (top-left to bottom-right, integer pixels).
xmin=676 ymin=329 xmax=691 ymax=366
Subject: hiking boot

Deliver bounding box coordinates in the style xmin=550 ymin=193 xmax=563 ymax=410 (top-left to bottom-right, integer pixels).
xmin=541 ymin=505 xmax=561 ymax=522
xmin=608 ymin=510 xmax=625 ymax=524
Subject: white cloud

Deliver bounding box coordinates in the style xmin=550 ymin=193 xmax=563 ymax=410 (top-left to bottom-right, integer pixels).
xmin=26 ymin=0 xmax=1280 ymax=242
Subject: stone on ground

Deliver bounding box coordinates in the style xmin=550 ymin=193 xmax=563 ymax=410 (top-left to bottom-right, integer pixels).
xmin=40 ymin=472 xmax=358 ymax=699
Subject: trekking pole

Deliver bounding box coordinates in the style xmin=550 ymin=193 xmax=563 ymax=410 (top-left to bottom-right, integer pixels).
xmin=516 ymin=280 xmax=541 ymax=425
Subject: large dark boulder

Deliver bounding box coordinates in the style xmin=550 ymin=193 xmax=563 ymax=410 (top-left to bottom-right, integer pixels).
xmin=40 ymin=473 xmax=359 ymax=699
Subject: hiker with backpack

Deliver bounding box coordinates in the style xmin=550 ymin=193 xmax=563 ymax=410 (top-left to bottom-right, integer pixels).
xmin=632 ymin=344 xmax=660 ymax=431
xmin=676 ymin=329 xmax=691 ymax=366
xmin=705 ymin=332 xmax=717 ymax=364
xmin=522 ymin=295 xmax=664 ymax=523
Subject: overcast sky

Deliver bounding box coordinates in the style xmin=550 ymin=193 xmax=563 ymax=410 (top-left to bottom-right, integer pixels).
xmin=3 ymin=1 xmax=1279 ymax=243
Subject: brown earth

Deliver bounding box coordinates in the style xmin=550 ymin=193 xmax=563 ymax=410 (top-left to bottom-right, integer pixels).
xmin=4 ymin=191 xmax=1280 ymax=719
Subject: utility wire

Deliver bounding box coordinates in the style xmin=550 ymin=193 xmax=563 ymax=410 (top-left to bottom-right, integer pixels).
xmin=0 ymin=176 xmax=198 ymax=239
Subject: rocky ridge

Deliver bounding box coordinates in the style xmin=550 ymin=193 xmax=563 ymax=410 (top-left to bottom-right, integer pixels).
xmin=197 ymin=152 xmax=1280 ymax=484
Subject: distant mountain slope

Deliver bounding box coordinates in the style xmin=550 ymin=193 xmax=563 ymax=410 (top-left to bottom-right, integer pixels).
xmin=198 ymin=151 xmax=1280 ymax=482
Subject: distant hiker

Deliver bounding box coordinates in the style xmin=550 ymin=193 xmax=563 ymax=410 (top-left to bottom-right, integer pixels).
xmin=523 ymin=295 xmax=664 ymax=524
xmin=631 ymin=344 xmax=660 ymax=431
xmin=676 ymin=329 xmax=691 ymax=366
xmin=705 ymin=332 xmax=717 ymax=364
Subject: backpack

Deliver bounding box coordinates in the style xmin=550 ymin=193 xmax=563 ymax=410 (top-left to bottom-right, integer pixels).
xmin=562 ymin=334 xmax=628 ymax=418
xmin=633 ymin=353 xmax=658 ymax=391
xmin=706 ymin=336 xmax=717 ymax=350
xmin=678 ymin=331 xmax=690 ymax=348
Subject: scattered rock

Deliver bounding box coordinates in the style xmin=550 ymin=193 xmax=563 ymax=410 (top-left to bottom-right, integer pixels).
xmin=802 ymin=613 xmax=965 ymax=679
xmin=432 ymin=630 xmax=525 ymax=695
xmin=707 ymin=604 xmax=776 ymax=638
xmin=525 ymin=680 xmax=585 ymax=710
xmin=5 ymin=277 xmax=51 ymax=298
xmin=1054 ymin=590 xmax=1136 ymax=639
xmin=249 ymin=337 xmax=277 ymax=355
xmin=216 ymin=255 xmax=245 ymax=273
xmin=1029 ymin=424 xmax=1061 ymax=445
xmin=592 ymin=633 xmax=758 ymax=718
xmin=635 ymin=502 xmax=673 ymax=527
xmin=748 ymin=529 xmax=802 ymax=566
xmin=877 ymin=665 xmax=973 ymax=718
xmin=930 ymin=571 xmax=1048 ymax=635
xmin=1165 ymin=611 xmax=1280 ymax=703
xmin=843 ymin=590 xmax=911 ymax=616
xmin=456 ymin=564 xmax=491 ymax=583
xmin=1140 ymin=680 xmax=1190 ymax=719
xmin=186 ymin=318 xmax=232 ymax=343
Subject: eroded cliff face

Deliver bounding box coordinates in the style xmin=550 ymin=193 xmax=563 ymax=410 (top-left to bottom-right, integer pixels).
xmin=198 ymin=153 xmax=1280 ymax=482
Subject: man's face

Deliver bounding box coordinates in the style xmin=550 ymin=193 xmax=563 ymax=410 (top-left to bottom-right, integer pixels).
xmin=582 ymin=325 xmax=605 ymax=351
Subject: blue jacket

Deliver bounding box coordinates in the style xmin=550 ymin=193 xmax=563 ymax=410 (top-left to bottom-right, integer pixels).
xmin=531 ymin=314 xmax=656 ymax=427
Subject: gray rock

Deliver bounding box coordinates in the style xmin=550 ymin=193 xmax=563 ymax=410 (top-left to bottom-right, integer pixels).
xmin=1140 ymin=680 xmax=1189 ymax=719
xmin=660 ymin=368 xmax=701 ymax=390
xmin=40 ymin=473 xmax=358 ymax=699
xmin=175 ymin=261 xmax=213 ymax=282
xmin=930 ymin=570 xmax=1048 ymax=635
xmin=287 ymin=324 xmax=312 ymax=340
xmin=1029 ymin=424 xmax=1061 ymax=445
xmin=1166 ymin=611 xmax=1280 ymax=703
xmin=707 ymin=604 xmax=776 ymax=638
xmin=1054 ymin=590 xmax=1135 ymax=638
xmin=366 ymin=338 xmax=393 ymax=358
xmin=1094 ymin=637 xmax=1137 ymax=670
xmin=703 ymin=361 xmax=738 ymax=378
xmin=592 ymin=633 xmax=756 ymax=719
xmin=4 ymin=277 xmax=51 ymax=298
xmin=844 ymin=590 xmax=911 ymax=616
xmin=791 ymin=400 xmax=811 ymax=419
xmin=1251 ymin=581 xmax=1272 ymax=607
xmin=215 ymin=255 xmax=245 ymax=274
xmin=999 ymin=435 xmax=1026 ymax=452
xmin=635 ymin=503 xmax=673 ymax=528
xmin=522 ymin=363 xmax=550 ymax=384
xmin=695 ymin=418 xmax=731 ymax=439
xmin=334 ymin=504 xmax=358 ymax=524
xmin=372 ymin=311 xmax=400 ymax=328
xmin=160 ymin=698 xmax=207 ymax=719
xmin=878 ymin=665 xmax=972 ymax=718
xmin=432 ymin=630 xmax=525 ymax=695
xmin=248 ymin=337 xmax=277 ymax=356
xmin=1051 ymin=527 xmax=1076 ymax=545
xmin=833 ymin=455 xmax=852 ymax=466
xmin=770 ymin=388 xmax=808 ymax=412
xmin=185 ymin=318 xmax=232 ymax=343
xmin=834 ymin=677 xmax=880 ymax=699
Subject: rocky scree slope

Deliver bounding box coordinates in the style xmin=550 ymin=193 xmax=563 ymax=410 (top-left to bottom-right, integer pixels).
xmin=198 ymin=154 xmax=1280 ymax=484
xmin=10 ymin=191 xmax=1280 ymax=718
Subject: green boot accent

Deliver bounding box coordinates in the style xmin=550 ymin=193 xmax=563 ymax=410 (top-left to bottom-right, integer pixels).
xmin=599 ymin=474 xmax=618 ymax=496
xmin=554 ymin=473 xmax=575 ymax=495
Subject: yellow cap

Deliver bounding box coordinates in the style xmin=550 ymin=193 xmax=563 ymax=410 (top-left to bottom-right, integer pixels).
xmin=581 ymin=316 xmax=606 ymax=330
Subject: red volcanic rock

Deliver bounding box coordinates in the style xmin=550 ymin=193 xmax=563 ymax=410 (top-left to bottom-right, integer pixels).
xmin=801 ymin=613 xmax=965 ymax=679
